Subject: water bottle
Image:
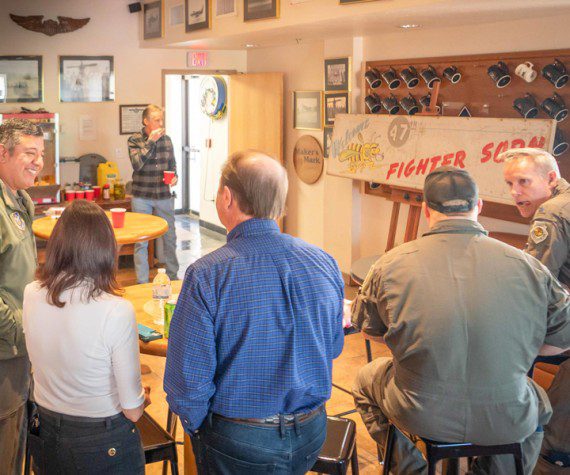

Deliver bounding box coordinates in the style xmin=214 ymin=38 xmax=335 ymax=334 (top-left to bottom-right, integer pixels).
xmin=152 ymin=268 xmax=171 ymax=324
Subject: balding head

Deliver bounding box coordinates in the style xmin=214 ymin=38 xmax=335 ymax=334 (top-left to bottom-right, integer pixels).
xmin=220 ymin=150 xmax=288 ymax=220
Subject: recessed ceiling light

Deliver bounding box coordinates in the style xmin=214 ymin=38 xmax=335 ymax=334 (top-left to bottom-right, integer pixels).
xmin=399 ymin=23 xmax=421 ymax=29
xmin=245 ymin=44 xmax=257 ymax=48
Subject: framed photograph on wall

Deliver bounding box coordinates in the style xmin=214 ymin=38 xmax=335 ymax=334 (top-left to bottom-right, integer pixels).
xmin=59 ymin=56 xmax=114 ymax=103
xmin=186 ymin=0 xmax=211 ymax=31
xmin=323 ymin=127 xmax=333 ymax=159
xmin=244 ymin=0 xmax=279 ymax=21
xmin=0 ymin=56 xmax=43 ymax=103
xmin=324 ymin=57 xmax=350 ymax=91
xmin=144 ymin=1 xmax=164 ymax=39
xmin=293 ymin=91 xmax=322 ymax=130
xmin=119 ymin=104 xmax=147 ymax=135
xmin=325 ymin=92 xmax=349 ymax=126
xmin=216 ymin=0 xmax=237 ymax=17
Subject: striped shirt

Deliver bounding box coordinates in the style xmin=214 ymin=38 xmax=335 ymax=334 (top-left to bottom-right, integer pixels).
xmin=127 ymin=129 xmax=176 ymax=199
xmin=164 ymin=219 xmax=345 ymax=433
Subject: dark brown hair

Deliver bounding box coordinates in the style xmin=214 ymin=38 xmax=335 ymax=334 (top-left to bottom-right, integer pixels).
xmin=38 ymin=200 xmax=122 ymax=307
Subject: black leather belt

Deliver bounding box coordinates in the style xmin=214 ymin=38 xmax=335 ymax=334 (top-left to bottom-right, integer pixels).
xmin=214 ymin=405 xmax=323 ymax=425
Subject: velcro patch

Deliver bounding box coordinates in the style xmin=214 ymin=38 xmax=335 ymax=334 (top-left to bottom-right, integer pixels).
xmin=530 ymin=223 xmax=548 ymax=244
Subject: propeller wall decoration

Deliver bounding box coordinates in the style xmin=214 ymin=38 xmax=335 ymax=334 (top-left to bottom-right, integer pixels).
xmin=9 ymin=14 xmax=90 ymax=36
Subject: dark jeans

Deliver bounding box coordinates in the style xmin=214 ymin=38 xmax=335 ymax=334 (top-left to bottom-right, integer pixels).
xmin=33 ymin=406 xmax=145 ymax=475
xmin=191 ymin=407 xmax=327 ymax=474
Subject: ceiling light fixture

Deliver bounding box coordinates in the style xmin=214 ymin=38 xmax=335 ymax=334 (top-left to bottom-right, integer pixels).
xmin=399 ymin=23 xmax=421 ymax=29
xmin=245 ymin=43 xmax=257 ymax=48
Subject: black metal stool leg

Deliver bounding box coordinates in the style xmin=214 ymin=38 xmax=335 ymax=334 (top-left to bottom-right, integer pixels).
xmin=383 ymin=424 xmax=396 ymax=473
xmin=365 ymin=340 xmax=373 ymax=363
xmin=350 ymin=442 xmax=359 ymax=475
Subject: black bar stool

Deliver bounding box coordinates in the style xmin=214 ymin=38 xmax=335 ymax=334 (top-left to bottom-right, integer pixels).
xmin=383 ymin=422 xmax=524 ymax=475
xmin=311 ymin=416 xmax=359 ymax=475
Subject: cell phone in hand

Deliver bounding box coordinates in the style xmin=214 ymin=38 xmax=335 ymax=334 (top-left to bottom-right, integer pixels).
xmin=138 ymin=324 xmax=163 ymax=343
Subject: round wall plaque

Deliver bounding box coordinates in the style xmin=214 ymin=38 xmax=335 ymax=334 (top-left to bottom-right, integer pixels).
xmin=293 ymin=135 xmax=324 ymax=184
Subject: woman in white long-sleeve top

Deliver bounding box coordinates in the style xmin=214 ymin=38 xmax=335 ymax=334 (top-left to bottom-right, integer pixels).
xmin=23 ymin=200 xmax=150 ymax=474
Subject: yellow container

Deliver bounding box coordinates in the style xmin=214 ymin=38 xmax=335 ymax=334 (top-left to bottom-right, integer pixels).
xmin=97 ymin=162 xmax=120 ymax=191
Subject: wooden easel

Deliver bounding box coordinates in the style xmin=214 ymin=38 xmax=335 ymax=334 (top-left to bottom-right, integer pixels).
xmin=382 ymin=81 xmax=441 ymax=251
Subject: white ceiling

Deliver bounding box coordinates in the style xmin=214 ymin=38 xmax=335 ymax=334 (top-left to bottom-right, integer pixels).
xmin=169 ymin=0 xmax=570 ymax=50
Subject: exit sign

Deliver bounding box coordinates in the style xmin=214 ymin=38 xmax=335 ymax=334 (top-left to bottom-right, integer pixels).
xmin=189 ymin=51 xmax=208 ymax=67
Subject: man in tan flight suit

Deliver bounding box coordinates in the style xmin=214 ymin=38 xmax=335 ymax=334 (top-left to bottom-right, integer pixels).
xmin=352 ymin=166 xmax=570 ymax=474
xmin=502 ymin=148 xmax=570 ymax=473
xmin=0 ymin=118 xmax=44 ymax=473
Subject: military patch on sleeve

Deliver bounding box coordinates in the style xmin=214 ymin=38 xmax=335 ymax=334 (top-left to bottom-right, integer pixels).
xmin=10 ymin=211 xmax=26 ymax=232
xmin=530 ymin=223 xmax=548 ymax=244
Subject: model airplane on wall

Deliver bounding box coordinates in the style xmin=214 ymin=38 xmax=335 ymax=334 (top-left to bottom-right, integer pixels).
xmin=10 ymin=14 xmax=90 ymax=36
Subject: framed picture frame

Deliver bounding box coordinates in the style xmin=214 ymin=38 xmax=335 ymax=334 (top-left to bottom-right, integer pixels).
xmin=186 ymin=0 xmax=211 ymax=32
xmin=339 ymin=0 xmax=377 ymax=4
xmin=244 ymin=0 xmax=279 ymax=21
xmin=144 ymin=0 xmax=164 ymax=39
xmin=293 ymin=91 xmax=323 ymax=130
xmin=324 ymin=57 xmax=351 ymax=91
xmin=59 ymin=56 xmax=115 ymax=103
xmin=0 ymin=56 xmax=43 ymax=103
xmin=323 ymin=127 xmax=333 ymax=159
xmin=119 ymin=104 xmax=147 ymax=135
xmin=216 ymin=0 xmax=237 ymax=17
xmin=325 ymin=92 xmax=349 ymax=126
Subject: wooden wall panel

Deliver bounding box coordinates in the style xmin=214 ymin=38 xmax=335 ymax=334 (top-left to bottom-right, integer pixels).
xmin=364 ymin=49 xmax=570 ymax=222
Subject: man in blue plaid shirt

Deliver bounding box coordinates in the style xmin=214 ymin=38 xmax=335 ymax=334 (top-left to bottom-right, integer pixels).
xmin=164 ymin=150 xmax=345 ymax=474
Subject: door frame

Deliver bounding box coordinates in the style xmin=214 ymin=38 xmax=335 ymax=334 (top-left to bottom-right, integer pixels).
xmin=162 ymin=69 xmax=236 ymax=213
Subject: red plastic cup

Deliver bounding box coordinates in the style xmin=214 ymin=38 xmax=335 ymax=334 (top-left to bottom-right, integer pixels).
xmin=163 ymin=171 xmax=175 ymax=185
xmin=85 ymin=189 xmax=94 ymax=201
xmin=65 ymin=190 xmax=76 ymax=202
xmin=110 ymin=208 xmax=126 ymax=228
xmin=75 ymin=190 xmax=85 ymax=199
xmin=92 ymin=186 xmax=101 ymax=199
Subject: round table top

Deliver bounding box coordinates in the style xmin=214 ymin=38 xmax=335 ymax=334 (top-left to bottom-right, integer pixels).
xmin=123 ymin=280 xmax=183 ymax=357
xmin=33 ymin=212 xmax=168 ymax=245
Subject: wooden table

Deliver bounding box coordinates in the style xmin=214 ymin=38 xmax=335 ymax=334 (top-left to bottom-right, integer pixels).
xmin=123 ymin=281 xmax=182 ymax=357
xmin=34 ymin=196 xmax=133 ymax=216
xmin=123 ymin=281 xmax=197 ymax=475
xmin=33 ymin=211 xmax=168 ymax=245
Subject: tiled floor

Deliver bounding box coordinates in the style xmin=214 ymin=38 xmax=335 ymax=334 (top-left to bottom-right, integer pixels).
xmin=134 ymin=215 xmax=388 ymax=474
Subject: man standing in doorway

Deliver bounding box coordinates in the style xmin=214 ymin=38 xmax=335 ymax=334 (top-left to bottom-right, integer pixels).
xmin=0 ymin=118 xmax=44 ymax=473
xmin=502 ymin=148 xmax=570 ymax=473
xmin=128 ymin=104 xmax=179 ymax=283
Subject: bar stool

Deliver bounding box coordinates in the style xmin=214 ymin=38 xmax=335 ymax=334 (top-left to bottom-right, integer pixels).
xmin=383 ymin=422 xmax=524 ymax=475
xmin=311 ymin=416 xmax=359 ymax=475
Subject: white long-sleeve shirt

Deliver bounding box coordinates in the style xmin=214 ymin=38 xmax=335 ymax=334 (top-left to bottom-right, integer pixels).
xmin=23 ymin=281 xmax=144 ymax=417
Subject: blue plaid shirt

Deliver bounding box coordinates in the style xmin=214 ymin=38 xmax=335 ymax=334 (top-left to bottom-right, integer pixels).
xmin=164 ymin=219 xmax=344 ymax=433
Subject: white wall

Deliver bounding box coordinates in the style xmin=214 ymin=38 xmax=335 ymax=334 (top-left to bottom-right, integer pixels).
xmin=249 ymin=12 xmax=570 ymax=272
xmin=0 ymin=0 xmax=244 ymax=186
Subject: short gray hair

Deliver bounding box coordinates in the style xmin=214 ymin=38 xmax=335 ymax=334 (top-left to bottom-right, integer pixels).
xmin=220 ymin=150 xmax=288 ymax=219
xmin=498 ymin=147 xmax=560 ymax=178
xmin=142 ymin=104 xmax=163 ymax=124
xmin=0 ymin=118 xmax=43 ymax=154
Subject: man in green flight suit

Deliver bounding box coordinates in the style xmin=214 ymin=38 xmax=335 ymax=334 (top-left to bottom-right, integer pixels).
xmin=502 ymin=147 xmax=570 ymax=473
xmin=352 ymin=166 xmax=570 ymax=474
xmin=0 ymin=118 xmax=44 ymax=473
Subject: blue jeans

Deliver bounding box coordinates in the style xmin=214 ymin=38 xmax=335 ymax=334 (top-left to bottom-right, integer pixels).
xmin=131 ymin=197 xmax=179 ymax=283
xmin=34 ymin=407 xmax=145 ymax=475
xmin=191 ymin=407 xmax=327 ymax=474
